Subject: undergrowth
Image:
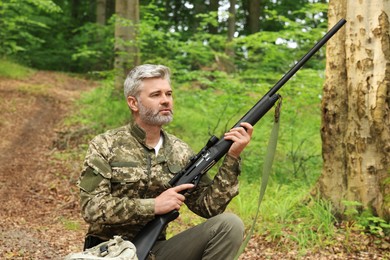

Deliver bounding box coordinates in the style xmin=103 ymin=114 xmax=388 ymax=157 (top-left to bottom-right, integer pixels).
xmin=0 ymin=59 xmax=35 ymax=79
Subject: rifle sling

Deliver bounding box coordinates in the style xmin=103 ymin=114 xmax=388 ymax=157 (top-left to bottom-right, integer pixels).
xmin=234 ymin=97 xmax=282 ymax=259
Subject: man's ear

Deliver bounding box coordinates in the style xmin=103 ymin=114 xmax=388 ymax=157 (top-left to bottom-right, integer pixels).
xmin=127 ymin=96 xmax=139 ymax=112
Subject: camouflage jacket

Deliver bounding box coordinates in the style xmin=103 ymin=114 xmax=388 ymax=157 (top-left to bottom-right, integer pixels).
xmin=78 ymin=122 xmax=241 ymax=241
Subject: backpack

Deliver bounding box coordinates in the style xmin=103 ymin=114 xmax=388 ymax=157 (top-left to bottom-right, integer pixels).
xmin=64 ymin=236 xmax=138 ymax=260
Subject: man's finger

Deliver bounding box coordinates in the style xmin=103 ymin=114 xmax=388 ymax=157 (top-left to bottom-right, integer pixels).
xmin=240 ymin=122 xmax=253 ymax=135
xmin=172 ymin=183 xmax=195 ymax=193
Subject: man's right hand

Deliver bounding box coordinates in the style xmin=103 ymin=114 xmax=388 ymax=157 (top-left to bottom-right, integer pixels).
xmin=154 ymin=183 xmax=194 ymax=215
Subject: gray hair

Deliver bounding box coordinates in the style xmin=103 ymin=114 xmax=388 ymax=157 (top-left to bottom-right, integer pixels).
xmin=124 ymin=64 xmax=171 ymax=98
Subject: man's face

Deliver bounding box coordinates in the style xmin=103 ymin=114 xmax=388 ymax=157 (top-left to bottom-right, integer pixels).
xmin=129 ymin=77 xmax=174 ymax=126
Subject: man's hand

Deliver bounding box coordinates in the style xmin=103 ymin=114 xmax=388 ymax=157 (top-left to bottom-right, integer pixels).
xmin=224 ymin=122 xmax=253 ymax=159
xmin=154 ymin=183 xmax=194 ymax=215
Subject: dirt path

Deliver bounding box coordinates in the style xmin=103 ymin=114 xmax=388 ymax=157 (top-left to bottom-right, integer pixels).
xmin=0 ymin=71 xmax=93 ymax=259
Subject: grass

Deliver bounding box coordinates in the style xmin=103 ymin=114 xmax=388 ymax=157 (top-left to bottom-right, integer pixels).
xmin=229 ymin=180 xmax=336 ymax=251
xmin=17 ymin=83 xmax=51 ymax=95
xmin=65 ymin=80 xmax=130 ymax=132
xmin=0 ymin=59 xmax=35 ymax=79
xmin=60 ymin=217 xmax=82 ymax=231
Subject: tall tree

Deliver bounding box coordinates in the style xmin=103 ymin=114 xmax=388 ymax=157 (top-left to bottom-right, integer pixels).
xmin=225 ymin=0 xmax=237 ymax=64
xmin=246 ymin=0 xmax=262 ymax=34
xmin=96 ymin=0 xmax=107 ymax=25
xmin=227 ymin=0 xmax=237 ymax=42
xmin=193 ymin=0 xmax=207 ymax=32
xmin=114 ymin=0 xmax=140 ymax=91
xmin=208 ymin=0 xmax=219 ymax=34
xmin=318 ymin=0 xmax=390 ymax=220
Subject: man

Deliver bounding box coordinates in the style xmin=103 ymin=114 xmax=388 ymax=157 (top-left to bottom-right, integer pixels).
xmin=78 ymin=64 xmax=253 ymax=259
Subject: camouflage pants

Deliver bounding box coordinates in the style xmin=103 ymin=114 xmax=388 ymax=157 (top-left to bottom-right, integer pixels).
xmin=150 ymin=212 xmax=244 ymax=260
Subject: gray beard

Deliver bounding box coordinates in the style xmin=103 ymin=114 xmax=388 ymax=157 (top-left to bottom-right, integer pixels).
xmin=138 ymin=100 xmax=173 ymax=126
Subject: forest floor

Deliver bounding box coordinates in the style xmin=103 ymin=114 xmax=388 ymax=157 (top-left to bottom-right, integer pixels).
xmin=0 ymin=71 xmax=388 ymax=259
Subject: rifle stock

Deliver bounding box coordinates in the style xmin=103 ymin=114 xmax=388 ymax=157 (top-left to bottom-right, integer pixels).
xmin=133 ymin=18 xmax=347 ymax=260
xmin=131 ymin=211 xmax=179 ymax=260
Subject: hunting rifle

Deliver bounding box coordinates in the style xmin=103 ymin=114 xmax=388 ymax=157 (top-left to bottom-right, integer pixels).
xmin=133 ymin=18 xmax=347 ymax=260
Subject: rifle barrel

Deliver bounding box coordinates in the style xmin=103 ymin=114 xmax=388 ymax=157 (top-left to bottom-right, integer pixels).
xmin=233 ymin=18 xmax=346 ymax=129
xmin=268 ymin=18 xmax=346 ymax=97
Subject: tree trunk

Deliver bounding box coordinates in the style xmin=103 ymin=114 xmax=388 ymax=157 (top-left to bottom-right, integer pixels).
xmin=227 ymin=0 xmax=236 ymax=42
xmin=247 ymin=0 xmax=261 ymax=34
xmin=114 ymin=0 xmax=140 ymax=92
xmin=96 ymin=0 xmax=106 ymax=25
xmin=209 ymin=0 xmax=219 ymax=34
xmin=222 ymin=0 xmax=236 ymax=73
xmin=318 ymin=0 xmax=390 ymax=220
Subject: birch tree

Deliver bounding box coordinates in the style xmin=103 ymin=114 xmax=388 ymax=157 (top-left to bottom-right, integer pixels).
xmin=318 ymin=0 xmax=390 ymax=220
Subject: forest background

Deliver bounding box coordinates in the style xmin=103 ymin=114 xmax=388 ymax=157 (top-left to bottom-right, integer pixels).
xmin=0 ymin=0 xmax=389 ymax=258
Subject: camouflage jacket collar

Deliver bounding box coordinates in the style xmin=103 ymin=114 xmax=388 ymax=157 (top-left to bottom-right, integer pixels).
xmin=128 ymin=121 xmax=170 ymax=149
xmin=129 ymin=122 xmax=147 ymax=144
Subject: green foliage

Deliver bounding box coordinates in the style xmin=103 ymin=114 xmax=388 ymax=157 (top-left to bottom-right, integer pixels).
xmin=67 ymin=76 xmax=129 ymax=134
xmin=140 ymin=6 xmax=229 ymax=72
xmin=358 ymin=215 xmax=390 ymax=238
xmin=231 ymin=182 xmax=335 ymax=251
xmin=342 ymin=200 xmax=363 ymax=219
xmin=0 ymin=0 xmax=113 ymax=72
xmin=258 ymin=1 xmax=327 ymax=33
xmin=0 ymin=0 xmax=61 ymax=57
xmin=234 ymin=5 xmax=328 ymax=77
xmin=1 ymin=0 xmax=329 ymax=75
xmin=70 ymin=22 xmax=115 ymax=72
xmin=342 ymin=201 xmax=390 ymax=238
xmin=23 ymin=14 xmax=114 ymax=72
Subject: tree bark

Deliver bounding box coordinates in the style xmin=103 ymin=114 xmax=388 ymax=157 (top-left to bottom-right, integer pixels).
xmin=223 ymin=0 xmax=236 ymax=72
xmin=209 ymin=0 xmax=219 ymax=34
xmin=227 ymin=0 xmax=236 ymax=42
xmin=96 ymin=0 xmax=106 ymax=25
xmin=247 ymin=0 xmax=261 ymax=34
xmin=114 ymin=0 xmax=140 ymax=92
xmin=318 ymin=0 xmax=390 ymax=220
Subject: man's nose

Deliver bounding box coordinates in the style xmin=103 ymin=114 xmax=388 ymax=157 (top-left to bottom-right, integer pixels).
xmin=161 ymin=94 xmax=171 ymax=104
